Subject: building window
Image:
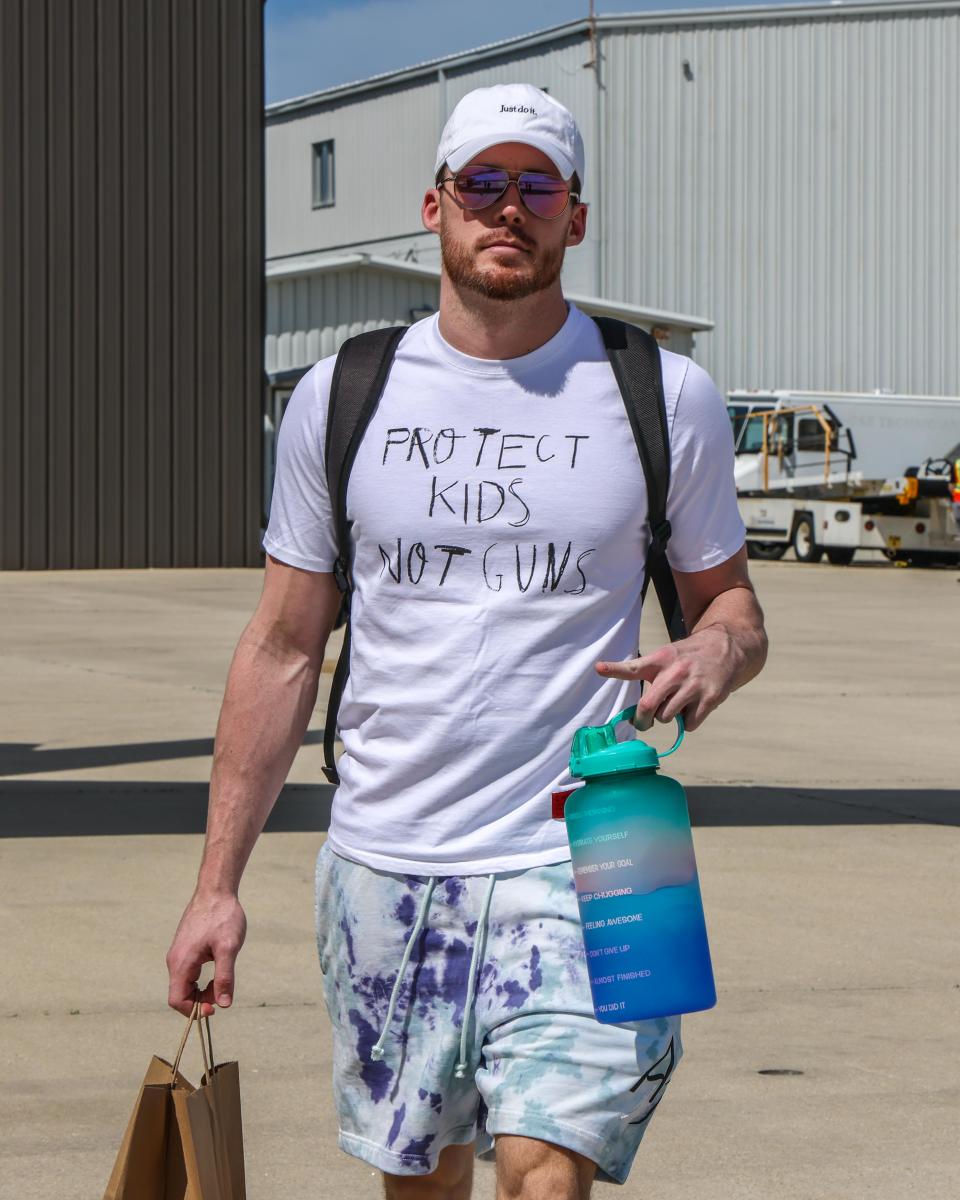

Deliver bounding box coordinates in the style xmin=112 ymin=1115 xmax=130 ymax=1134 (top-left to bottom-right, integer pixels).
xmin=312 ymin=140 xmax=335 ymax=208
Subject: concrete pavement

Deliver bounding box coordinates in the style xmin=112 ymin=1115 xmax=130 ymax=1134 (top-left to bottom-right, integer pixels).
xmin=0 ymin=561 xmax=957 ymax=1199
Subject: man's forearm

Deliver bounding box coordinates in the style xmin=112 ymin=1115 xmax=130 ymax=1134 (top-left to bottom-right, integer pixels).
xmin=196 ymin=622 xmax=322 ymax=897
xmin=688 ymin=583 xmax=768 ymax=693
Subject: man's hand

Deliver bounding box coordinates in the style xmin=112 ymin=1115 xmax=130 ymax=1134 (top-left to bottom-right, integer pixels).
xmin=166 ymin=890 xmax=247 ymax=1018
xmin=596 ymin=548 xmax=768 ymax=732
xmin=596 ymin=624 xmax=743 ymax=732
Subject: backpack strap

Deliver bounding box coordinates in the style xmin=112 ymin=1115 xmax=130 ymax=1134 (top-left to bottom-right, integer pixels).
xmin=593 ymin=317 xmax=688 ymax=643
xmin=322 ymin=325 xmax=407 ymax=784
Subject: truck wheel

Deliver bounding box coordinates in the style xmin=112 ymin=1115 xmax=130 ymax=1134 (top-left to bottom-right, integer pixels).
xmin=825 ymin=547 xmax=856 ymax=566
xmin=748 ymin=541 xmax=788 ymax=561
xmin=792 ymin=515 xmax=824 ymax=563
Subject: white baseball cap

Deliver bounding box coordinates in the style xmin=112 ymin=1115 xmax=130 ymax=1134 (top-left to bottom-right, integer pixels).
xmin=435 ymin=84 xmax=585 ymax=184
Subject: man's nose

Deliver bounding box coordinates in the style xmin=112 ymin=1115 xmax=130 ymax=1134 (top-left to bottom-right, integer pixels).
xmin=496 ymin=181 xmax=526 ymax=224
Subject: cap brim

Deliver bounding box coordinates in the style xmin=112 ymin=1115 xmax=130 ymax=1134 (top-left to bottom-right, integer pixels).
xmin=443 ymin=134 xmax=575 ymax=182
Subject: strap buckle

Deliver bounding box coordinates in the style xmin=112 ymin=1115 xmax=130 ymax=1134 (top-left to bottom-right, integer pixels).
xmin=321 ymin=764 xmax=340 ymax=785
xmin=332 ymin=557 xmax=350 ymax=594
xmin=650 ymin=518 xmax=672 ymax=553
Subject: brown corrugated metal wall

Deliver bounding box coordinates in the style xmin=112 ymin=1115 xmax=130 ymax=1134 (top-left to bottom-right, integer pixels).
xmin=0 ymin=0 xmax=265 ymax=568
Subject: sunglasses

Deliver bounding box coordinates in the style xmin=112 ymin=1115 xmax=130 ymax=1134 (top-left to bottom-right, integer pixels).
xmin=440 ymin=166 xmax=579 ymax=220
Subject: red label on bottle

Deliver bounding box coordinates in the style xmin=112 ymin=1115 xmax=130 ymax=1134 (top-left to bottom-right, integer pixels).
xmin=551 ymin=789 xmax=575 ymax=820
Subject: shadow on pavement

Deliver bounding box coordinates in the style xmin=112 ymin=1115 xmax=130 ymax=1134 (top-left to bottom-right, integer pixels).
xmin=0 ymin=732 xmax=324 ymax=776
xmin=0 ymin=781 xmax=956 ymax=837
xmin=0 ymin=780 xmax=334 ymax=837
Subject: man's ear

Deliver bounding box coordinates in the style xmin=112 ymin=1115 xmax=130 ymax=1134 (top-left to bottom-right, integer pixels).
xmin=565 ymin=201 xmax=588 ymax=248
xmin=422 ymin=188 xmax=442 ymax=234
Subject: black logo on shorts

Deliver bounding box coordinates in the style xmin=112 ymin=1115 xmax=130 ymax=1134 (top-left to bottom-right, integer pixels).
xmin=626 ymin=1036 xmax=676 ymax=1125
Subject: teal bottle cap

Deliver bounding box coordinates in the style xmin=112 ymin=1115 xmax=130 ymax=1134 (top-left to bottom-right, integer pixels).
xmin=569 ymin=707 xmax=684 ymax=779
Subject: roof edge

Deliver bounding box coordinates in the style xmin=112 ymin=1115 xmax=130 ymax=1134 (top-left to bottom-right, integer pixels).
xmin=265 ymin=252 xmax=441 ymax=282
xmin=266 ymin=2 xmax=951 ymax=118
xmin=265 ymin=252 xmax=715 ymax=330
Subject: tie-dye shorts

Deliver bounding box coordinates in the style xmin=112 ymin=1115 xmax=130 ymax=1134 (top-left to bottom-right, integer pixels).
xmin=314 ymin=840 xmax=682 ymax=1185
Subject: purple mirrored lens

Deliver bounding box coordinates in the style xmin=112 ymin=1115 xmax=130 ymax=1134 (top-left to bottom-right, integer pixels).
xmin=454 ymin=169 xmax=570 ymax=218
xmin=518 ymin=174 xmax=569 ymax=218
xmin=455 ymin=170 xmax=509 ymax=207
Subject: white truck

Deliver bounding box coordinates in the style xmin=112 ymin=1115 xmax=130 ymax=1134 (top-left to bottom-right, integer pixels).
xmin=727 ymin=389 xmax=960 ymax=566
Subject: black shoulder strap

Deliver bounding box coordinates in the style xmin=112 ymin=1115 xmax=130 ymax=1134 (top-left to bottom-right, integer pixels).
xmin=593 ymin=316 xmax=687 ymax=643
xmin=322 ymin=325 xmax=406 ymax=784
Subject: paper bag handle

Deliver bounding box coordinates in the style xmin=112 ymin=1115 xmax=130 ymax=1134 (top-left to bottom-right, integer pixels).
xmin=171 ymin=997 xmax=217 ymax=1082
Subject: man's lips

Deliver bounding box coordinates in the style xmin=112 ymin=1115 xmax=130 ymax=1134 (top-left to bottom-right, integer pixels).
xmin=480 ymin=239 xmax=532 ymax=254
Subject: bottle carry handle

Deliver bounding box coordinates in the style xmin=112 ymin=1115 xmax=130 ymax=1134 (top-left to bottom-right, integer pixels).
xmin=615 ymin=707 xmax=685 ymax=758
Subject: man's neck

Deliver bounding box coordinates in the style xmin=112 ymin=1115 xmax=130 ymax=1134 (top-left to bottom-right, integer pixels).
xmin=437 ymin=276 xmax=569 ymax=360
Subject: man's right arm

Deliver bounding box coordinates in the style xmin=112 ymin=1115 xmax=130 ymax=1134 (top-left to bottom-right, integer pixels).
xmin=165 ymin=555 xmax=342 ymax=1017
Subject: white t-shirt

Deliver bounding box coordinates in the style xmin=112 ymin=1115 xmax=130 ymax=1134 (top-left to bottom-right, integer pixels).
xmin=263 ymin=304 xmax=745 ymax=874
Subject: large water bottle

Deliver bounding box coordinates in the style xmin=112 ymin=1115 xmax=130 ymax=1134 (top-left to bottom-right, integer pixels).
xmin=562 ymin=706 xmax=716 ymax=1024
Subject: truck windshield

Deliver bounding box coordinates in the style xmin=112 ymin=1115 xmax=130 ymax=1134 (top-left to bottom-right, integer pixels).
xmin=728 ymin=404 xmax=775 ymax=454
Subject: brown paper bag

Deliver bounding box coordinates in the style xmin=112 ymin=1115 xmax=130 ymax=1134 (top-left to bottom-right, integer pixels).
xmin=104 ymin=1002 xmax=246 ymax=1200
xmin=103 ymin=1050 xmax=191 ymax=1200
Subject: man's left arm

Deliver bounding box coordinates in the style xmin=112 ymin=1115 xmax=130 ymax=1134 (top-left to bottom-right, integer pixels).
xmin=596 ymin=547 xmax=768 ymax=731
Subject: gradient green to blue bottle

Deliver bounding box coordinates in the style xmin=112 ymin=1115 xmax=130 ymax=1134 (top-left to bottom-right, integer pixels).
xmin=566 ymin=714 xmax=717 ymax=1023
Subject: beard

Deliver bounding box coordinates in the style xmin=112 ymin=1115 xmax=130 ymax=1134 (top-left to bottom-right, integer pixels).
xmin=439 ymin=219 xmax=565 ymax=301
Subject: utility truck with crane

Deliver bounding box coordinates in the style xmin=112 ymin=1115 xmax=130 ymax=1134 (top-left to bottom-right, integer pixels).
xmin=727 ymin=389 xmax=960 ymax=566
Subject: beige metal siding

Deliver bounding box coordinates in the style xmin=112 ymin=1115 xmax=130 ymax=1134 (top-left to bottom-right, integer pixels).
xmin=266 ymin=268 xmax=439 ymax=373
xmin=600 ymin=6 xmax=960 ymax=396
xmin=267 ymin=76 xmax=438 ymax=261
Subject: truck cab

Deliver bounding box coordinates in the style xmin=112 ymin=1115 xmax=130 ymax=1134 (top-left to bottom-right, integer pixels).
xmin=727 ymin=393 xmax=847 ymax=494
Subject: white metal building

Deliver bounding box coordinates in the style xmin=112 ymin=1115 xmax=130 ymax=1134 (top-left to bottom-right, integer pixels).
xmin=265 ymin=0 xmax=959 ymax=409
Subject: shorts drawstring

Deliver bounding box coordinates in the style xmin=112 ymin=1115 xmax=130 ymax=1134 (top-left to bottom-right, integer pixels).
xmin=370 ymin=876 xmax=437 ymax=1062
xmin=367 ymin=872 xmax=497 ymax=1080
xmin=454 ymin=873 xmax=496 ymax=1079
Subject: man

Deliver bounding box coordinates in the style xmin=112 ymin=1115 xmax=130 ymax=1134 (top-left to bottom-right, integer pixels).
xmin=167 ymin=84 xmax=768 ymax=1199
